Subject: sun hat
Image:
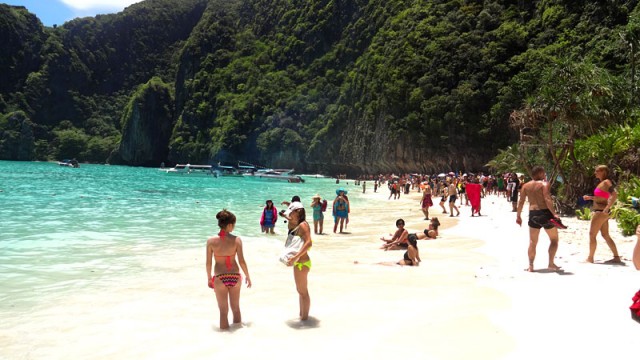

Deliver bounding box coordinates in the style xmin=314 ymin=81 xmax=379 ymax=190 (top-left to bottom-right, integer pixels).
xmin=283 ymin=201 xmax=304 ymax=216
xmin=312 ymin=194 xmax=321 ymax=199
xmin=335 ymin=188 xmax=348 ymax=195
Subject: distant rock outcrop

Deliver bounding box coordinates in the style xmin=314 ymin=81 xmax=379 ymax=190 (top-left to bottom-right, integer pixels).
xmin=112 ymin=78 xmax=174 ymax=166
xmin=0 ymin=111 xmax=35 ymax=161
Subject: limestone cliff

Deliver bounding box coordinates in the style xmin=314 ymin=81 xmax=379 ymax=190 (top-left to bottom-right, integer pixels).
xmin=112 ymin=78 xmax=174 ymax=166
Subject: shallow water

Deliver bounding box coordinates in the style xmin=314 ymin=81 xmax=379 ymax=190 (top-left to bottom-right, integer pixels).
xmin=0 ymin=161 xmax=362 ymax=311
xmin=0 ymin=162 xmax=514 ymax=359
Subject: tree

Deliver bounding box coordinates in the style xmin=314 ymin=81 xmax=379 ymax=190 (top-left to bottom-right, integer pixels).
xmin=509 ymin=59 xmax=628 ymax=211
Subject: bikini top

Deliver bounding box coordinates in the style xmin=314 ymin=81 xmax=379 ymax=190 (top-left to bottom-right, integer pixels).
xmin=214 ymin=230 xmax=233 ymax=271
xmin=594 ymin=187 xmax=610 ymax=199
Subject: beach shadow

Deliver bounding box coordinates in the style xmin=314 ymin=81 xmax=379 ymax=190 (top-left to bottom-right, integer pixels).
xmin=595 ymin=261 xmax=627 ymax=266
xmin=338 ymin=232 xmax=352 ymax=235
xmin=532 ymin=269 xmax=574 ymax=275
xmin=212 ymin=321 xmax=253 ymax=333
xmin=285 ymin=316 xmax=320 ymax=330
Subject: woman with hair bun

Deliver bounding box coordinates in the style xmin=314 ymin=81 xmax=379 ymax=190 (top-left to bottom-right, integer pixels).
xmin=205 ymin=209 xmax=251 ymax=329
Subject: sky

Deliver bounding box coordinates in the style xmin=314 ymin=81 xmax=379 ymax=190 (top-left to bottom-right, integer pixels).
xmin=3 ymin=0 xmax=144 ymax=26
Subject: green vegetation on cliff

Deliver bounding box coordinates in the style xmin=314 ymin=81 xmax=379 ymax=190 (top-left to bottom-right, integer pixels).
xmin=1 ymin=0 xmax=639 ymax=178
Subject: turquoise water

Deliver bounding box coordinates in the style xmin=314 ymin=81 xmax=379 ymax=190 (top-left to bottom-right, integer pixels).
xmin=0 ymin=161 xmax=362 ymax=310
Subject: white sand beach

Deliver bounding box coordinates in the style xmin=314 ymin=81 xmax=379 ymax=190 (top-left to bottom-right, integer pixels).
xmin=1 ymin=185 xmax=638 ymax=359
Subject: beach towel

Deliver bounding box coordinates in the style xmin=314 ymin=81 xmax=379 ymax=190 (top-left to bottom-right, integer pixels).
xmin=280 ymin=225 xmax=304 ymax=265
xmin=466 ymin=183 xmax=482 ymax=214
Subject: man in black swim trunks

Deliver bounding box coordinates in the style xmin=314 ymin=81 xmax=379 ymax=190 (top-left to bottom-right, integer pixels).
xmin=516 ymin=166 xmax=561 ymax=272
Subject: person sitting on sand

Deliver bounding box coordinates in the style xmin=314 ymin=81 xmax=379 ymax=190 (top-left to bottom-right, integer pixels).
xmin=397 ymin=234 xmax=421 ymax=266
xmin=515 ymin=166 xmax=561 ymax=272
xmin=381 ymin=218 xmax=409 ymax=250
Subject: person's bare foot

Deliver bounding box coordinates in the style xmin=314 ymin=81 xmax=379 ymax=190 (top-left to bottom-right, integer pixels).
xmin=604 ymin=256 xmax=624 ymax=264
xmin=585 ymin=257 xmax=595 ymax=263
xmin=548 ymin=264 xmax=562 ymax=271
xmin=525 ymin=265 xmax=534 ymax=272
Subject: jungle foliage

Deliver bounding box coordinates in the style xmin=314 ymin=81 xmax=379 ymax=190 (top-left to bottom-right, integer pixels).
xmin=1 ymin=0 xmax=640 ymax=184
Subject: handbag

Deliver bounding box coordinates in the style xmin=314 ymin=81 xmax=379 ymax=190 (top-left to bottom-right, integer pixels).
xmin=280 ymin=225 xmax=304 ymax=264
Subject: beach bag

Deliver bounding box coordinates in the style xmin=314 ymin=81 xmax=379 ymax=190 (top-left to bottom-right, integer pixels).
xmin=280 ymin=226 xmax=303 ymax=264
xmin=630 ymin=289 xmax=640 ymax=324
xmin=321 ymin=199 xmax=328 ymax=212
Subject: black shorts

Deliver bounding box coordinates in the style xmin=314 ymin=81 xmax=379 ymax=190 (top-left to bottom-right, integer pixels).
xmin=528 ymin=209 xmax=554 ymax=229
xmin=449 ymin=195 xmax=457 ymax=203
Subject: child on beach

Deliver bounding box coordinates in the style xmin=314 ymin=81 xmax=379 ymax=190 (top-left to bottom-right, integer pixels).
xmin=439 ymin=184 xmax=448 ymax=214
xmin=260 ymin=200 xmax=278 ymax=234
xmin=310 ymin=194 xmax=324 ymax=234
xmin=205 ymin=209 xmax=251 ymax=330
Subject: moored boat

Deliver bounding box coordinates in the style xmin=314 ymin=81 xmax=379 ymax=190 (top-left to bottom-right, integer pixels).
xmin=163 ymin=164 xmax=216 ymax=176
xmin=214 ymin=164 xmax=244 ymax=177
xmin=58 ymin=159 xmax=79 ymax=168
xmin=243 ymin=168 xmax=305 ymax=183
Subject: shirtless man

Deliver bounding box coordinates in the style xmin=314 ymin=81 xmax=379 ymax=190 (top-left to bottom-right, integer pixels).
xmin=516 ymin=166 xmax=561 ymax=272
xmin=447 ymin=179 xmax=460 ymax=217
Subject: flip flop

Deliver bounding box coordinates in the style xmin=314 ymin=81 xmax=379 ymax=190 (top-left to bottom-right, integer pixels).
xmin=549 ymin=217 xmax=567 ymax=229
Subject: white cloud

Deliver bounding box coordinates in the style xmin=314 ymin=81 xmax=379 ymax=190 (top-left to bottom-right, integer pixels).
xmin=60 ymin=0 xmax=144 ymax=11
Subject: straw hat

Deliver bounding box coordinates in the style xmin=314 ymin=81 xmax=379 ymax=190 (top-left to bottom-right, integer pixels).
xmin=312 ymin=194 xmax=322 ymax=200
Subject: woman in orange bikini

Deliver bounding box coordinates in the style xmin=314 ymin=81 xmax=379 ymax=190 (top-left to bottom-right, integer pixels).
xmin=582 ymin=165 xmax=622 ymax=264
xmin=205 ymin=209 xmax=251 ymax=329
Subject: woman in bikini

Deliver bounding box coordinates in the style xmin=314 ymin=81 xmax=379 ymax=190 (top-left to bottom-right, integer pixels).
xmin=582 ymin=165 xmax=622 ymax=264
xmin=284 ymin=203 xmax=313 ymax=321
xmin=397 ymin=233 xmax=421 ymax=266
xmin=380 ymin=218 xmax=409 ymax=250
xmin=205 ymin=209 xmax=251 ymax=330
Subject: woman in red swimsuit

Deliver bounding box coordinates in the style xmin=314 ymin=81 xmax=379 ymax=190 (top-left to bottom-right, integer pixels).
xmin=205 ymin=209 xmax=252 ymax=329
xmin=582 ymin=165 xmax=622 ymax=264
